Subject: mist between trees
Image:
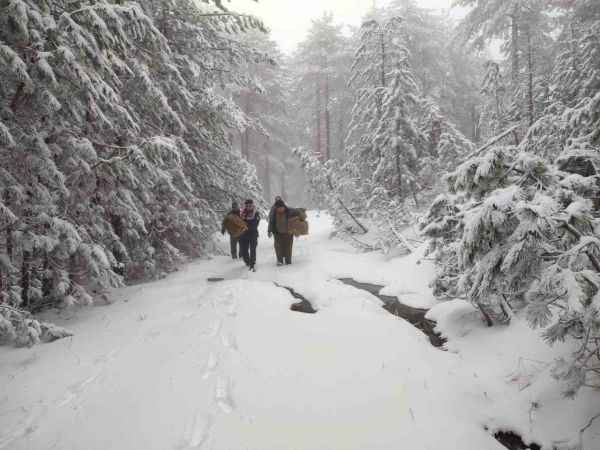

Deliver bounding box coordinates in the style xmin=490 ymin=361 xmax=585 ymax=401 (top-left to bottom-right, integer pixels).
xmin=1 ymin=0 xmax=600 ymax=397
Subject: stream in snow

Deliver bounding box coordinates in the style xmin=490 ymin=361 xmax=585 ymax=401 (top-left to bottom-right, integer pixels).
xmin=1 ymin=212 xmax=599 ymax=450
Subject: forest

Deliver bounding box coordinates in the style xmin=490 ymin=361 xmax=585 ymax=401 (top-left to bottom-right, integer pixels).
xmin=1 ymin=0 xmax=600 ymax=449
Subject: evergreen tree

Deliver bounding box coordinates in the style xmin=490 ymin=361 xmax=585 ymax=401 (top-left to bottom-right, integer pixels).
xmin=423 ymin=1 xmax=600 ymax=395
xmin=289 ymin=13 xmax=353 ymax=162
xmin=0 ymin=0 xmax=267 ymax=345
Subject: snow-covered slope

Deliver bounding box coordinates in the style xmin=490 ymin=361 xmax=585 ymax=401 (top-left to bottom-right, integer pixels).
xmin=1 ymin=212 xmax=598 ymax=450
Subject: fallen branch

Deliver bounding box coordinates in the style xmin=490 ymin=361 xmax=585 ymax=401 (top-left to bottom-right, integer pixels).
xmin=558 ymin=219 xmax=600 ymax=272
xmin=389 ymin=222 xmax=414 ymax=253
xmin=0 ymin=304 xmax=31 ymax=316
xmin=326 ymin=175 xmax=368 ymax=234
xmin=460 ymin=125 xmax=519 ymax=163
xmin=346 ymin=234 xmax=377 ymax=251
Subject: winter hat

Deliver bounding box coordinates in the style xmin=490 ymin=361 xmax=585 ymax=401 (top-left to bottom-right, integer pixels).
xmin=232 ymin=201 xmax=239 ymax=209
xmin=244 ymin=199 xmax=254 ymax=206
xmin=274 ymin=198 xmax=285 ymax=208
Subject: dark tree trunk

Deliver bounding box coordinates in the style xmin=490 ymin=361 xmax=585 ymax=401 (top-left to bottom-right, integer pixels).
xmin=280 ymin=170 xmax=287 ymax=201
xmin=380 ymin=29 xmax=386 ymax=88
xmin=472 ymin=105 xmax=481 ymax=143
xmin=315 ymin=80 xmax=321 ymax=159
xmin=21 ymin=249 xmax=31 ymax=309
xmin=264 ymin=142 xmax=271 ymax=201
xmin=526 ymin=25 xmax=535 ymax=127
xmin=323 ymin=76 xmax=330 ymax=160
xmin=510 ymin=10 xmax=520 ymax=90
xmin=241 ymin=91 xmax=251 ymax=159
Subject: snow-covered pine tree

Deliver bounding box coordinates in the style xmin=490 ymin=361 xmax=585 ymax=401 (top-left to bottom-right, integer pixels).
xmin=423 ymin=2 xmax=600 ymax=395
xmin=0 ymin=0 xmax=268 ymax=345
xmin=289 ymin=13 xmax=353 ymax=162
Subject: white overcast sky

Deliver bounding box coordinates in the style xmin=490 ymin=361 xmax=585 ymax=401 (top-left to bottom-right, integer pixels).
xmin=229 ymin=0 xmax=455 ymax=54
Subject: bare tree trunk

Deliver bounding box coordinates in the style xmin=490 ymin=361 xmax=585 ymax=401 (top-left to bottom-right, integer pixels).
xmin=324 ymin=76 xmax=330 ymax=160
xmin=242 ymin=91 xmax=251 ymax=160
xmin=315 ymin=80 xmax=321 ymax=159
xmin=526 ymin=24 xmax=535 ymax=127
xmin=472 ymin=104 xmax=481 ymax=143
xmin=337 ymin=110 xmax=345 ymax=156
xmin=376 ymin=27 xmax=386 ymax=120
xmin=280 ymin=170 xmax=286 ymax=201
xmin=380 ymin=29 xmax=386 ymax=88
xmin=21 ymin=249 xmax=31 ymax=309
xmin=510 ymin=8 xmax=520 ymax=90
xmin=264 ymin=141 xmax=271 ymax=202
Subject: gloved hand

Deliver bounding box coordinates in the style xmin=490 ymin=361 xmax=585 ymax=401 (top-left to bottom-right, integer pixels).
xmin=221 ymin=230 xmax=225 ymax=235
xmin=268 ymin=232 xmax=272 ymax=238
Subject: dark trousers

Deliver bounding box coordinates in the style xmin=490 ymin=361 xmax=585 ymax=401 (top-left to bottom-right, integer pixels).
xmin=274 ymin=233 xmax=293 ymax=264
xmin=229 ymin=236 xmax=239 ymax=259
xmin=239 ymin=234 xmax=258 ymax=267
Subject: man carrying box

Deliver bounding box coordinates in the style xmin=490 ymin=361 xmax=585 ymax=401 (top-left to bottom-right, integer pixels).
xmin=221 ymin=201 xmax=244 ymax=259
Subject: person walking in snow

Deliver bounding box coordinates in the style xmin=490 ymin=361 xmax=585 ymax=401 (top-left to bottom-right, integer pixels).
xmin=268 ymin=195 xmax=282 ymax=222
xmin=221 ymin=201 xmax=241 ymax=259
xmin=239 ymin=199 xmax=260 ymax=271
xmin=268 ymin=198 xmax=294 ymax=265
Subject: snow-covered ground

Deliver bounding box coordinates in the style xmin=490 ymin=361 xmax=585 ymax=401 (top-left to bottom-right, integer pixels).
xmin=1 ymin=212 xmax=599 ymax=450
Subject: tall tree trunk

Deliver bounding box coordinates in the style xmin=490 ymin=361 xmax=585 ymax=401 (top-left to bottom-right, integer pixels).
xmin=315 ymin=80 xmax=321 ymax=159
xmin=264 ymin=141 xmax=271 ymax=201
xmin=526 ymin=24 xmax=535 ymax=127
xmin=380 ymin=29 xmax=386 ymax=88
xmin=323 ymin=76 xmax=330 ymax=160
xmin=21 ymin=249 xmax=31 ymax=309
xmin=337 ymin=110 xmax=345 ymax=157
xmin=472 ymin=104 xmax=481 ymax=143
xmin=280 ymin=170 xmax=287 ymax=201
xmin=377 ymin=27 xmax=386 ymax=120
xmin=242 ymin=91 xmax=251 ymax=160
xmin=510 ymin=8 xmax=520 ymax=90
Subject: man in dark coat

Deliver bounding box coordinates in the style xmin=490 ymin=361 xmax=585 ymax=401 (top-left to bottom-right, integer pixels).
xmin=221 ymin=201 xmax=240 ymax=259
xmin=268 ymin=198 xmax=294 ymax=265
xmin=239 ymin=199 xmax=260 ymax=271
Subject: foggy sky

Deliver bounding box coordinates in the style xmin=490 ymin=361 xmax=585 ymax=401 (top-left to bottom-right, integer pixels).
xmin=229 ymin=0 xmax=454 ymax=54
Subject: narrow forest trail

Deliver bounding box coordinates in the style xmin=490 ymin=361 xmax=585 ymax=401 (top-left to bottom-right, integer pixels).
xmin=1 ymin=213 xmax=596 ymax=450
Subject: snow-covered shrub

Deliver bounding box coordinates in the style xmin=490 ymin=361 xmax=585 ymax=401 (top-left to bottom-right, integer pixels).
xmin=0 ymin=306 xmax=72 ymax=347
xmin=423 ymin=137 xmax=600 ymax=395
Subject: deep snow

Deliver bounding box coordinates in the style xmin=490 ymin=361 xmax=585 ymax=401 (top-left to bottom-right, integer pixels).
xmin=1 ymin=212 xmax=599 ymax=450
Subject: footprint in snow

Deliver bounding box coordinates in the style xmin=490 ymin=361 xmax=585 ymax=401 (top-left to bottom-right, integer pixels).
xmin=0 ymin=403 xmax=46 ymax=450
xmin=226 ymin=302 xmax=237 ymax=317
xmin=205 ymin=319 xmax=221 ymax=338
xmin=202 ymin=353 xmax=218 ymax=380
xmin=221 ymin=332 xmax=238 ymax=351
xmin=57 ymin=372 xmax=102 ymax=408
xmin=215 ymin=377 xmax=234 ymax=414
xmin=177 ymin=413 xmax=213 ymax=449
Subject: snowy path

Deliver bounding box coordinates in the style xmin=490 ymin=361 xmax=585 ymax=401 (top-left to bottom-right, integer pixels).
xmin=1 ymin=213 xmax=598 ymax=450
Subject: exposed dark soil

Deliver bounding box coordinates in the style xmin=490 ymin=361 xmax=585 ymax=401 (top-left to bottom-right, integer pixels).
xmin=274 ymin=283 xmax=317 ymax=314
xmin=338 ymin=278 xmax=445 ymax=348
xmin=491 ymin=430 xmax=541 ymax=450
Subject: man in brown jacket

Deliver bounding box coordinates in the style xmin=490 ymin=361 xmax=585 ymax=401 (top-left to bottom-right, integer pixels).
xmin=221 ymin=201 xmax=241 ymax=259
